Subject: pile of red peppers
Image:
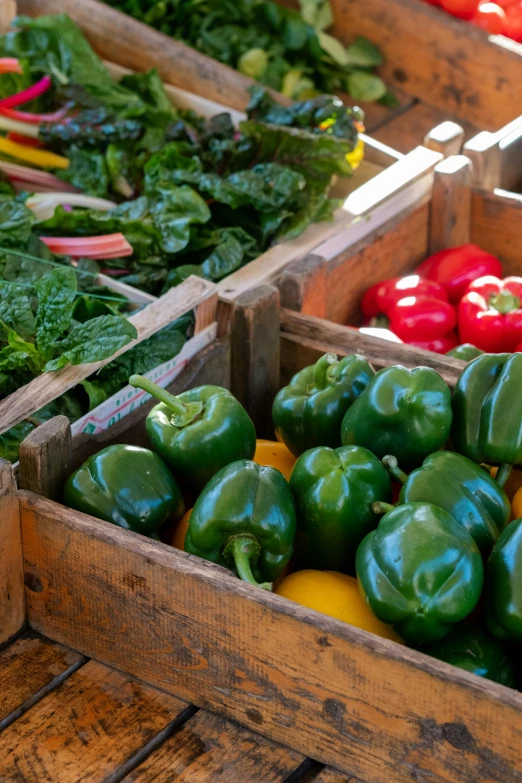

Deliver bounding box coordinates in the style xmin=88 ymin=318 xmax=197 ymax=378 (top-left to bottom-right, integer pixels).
xmin=361 ymin=244 xmax=522 ymax=354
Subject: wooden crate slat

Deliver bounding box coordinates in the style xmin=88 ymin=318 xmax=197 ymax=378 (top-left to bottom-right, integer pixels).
xmin=122 ymin=710 xmax=304 ymax=783
xmin=0 ymin=659 xmax=189 ymax=783
xmin=0 ymin=635 xmax=83 ymax=724
xmin=314 ymin=769 xmax=364 ymax=783
xmin=280 ymin=310 xmax=465 ymax=388
xmin=470 ymin=189 xmax=522 ymax=275
xmin=374 ymin=102 xmax=475 ymax=155
xmin=0 ymin=459 xmax=24 ymax=644
xmin=18 ymin=494 xmax=522 ymax=783
xmin=330 ymin=0 xmax=522 ymax=129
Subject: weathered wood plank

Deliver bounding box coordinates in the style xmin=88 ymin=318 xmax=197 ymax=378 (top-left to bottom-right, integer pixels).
xmin=280 ymin=310 xmax=465 ymax=388
xmin=463 ymin=132 xmax=502 ymax=189
xmin=429 ymin=156 xmax=472 ymax=254
xmin=424 ymin=121 xmax=465 ymax=158
xmin=231 ymin=286 xmax=280 ymax=437
xmin=313 ymin=769 xmax=364 ymax=783
xmin=0 ymin=635 xmax=83 ymax=724
xmin=0 ymin=459 xmax=24 ymax=644
xmin=18 ymin=416 xmax=71 ymax=503
xmin=322 ymin=204 xmax=429 ymax=325
xmin=19 ymin=493 xmax=522 ymax=783
xmin=374 ymin=102 xmax=475 ymax=154
xmin=122 ymin=710 xmax=304 ymax=782
xmin=470 ymin=189 xmax=522 ymax=276
xmin=0 ymin=659 xmax=189 ymax=782
xmin=330 ymin=0 xmax=522 ymax=129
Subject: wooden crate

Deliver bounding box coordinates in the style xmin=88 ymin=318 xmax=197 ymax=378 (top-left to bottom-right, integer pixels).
xmin=5 ymin=289 xmax=522 ymax=783
xmin=275 ymin=150 xmax=522 ymax=326
xmin=330 ymin=0 xmax=522 ymax=132
xmin=10 ymin=0 xmax=444 ymax=330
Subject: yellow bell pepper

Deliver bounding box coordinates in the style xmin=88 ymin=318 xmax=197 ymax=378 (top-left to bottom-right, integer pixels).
xmin=0 ymin=136 xmax=69 ymax=169
xmin=254 ymin=439 xmax=296 ymax=481
xmin=512 ymin=487 xmax=522 ymax=521
xmin=275 ymin=569 xmax=403 ymax=643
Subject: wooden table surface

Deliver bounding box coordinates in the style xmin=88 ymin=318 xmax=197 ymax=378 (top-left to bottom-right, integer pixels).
xmin=0 ymin=633 xmax=359 ymax=783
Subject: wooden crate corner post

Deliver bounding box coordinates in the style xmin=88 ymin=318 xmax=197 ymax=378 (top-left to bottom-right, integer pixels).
xmin=18 ymin=416 xmax=72 ymax=502
xmin=424 ymin=122 xmax=465 ymax=158
xmin=276 ymin=254 xmax=327 ymax=318
xmin=231 ymin=285 xmax=281 ymax=438
xmin=429 ymin=155 xmax=472 ymax=255
xmin=0 ymin=458 xmax=25 ymax=643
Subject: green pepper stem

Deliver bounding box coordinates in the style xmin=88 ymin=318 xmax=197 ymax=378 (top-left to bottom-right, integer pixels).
xmin=313 ymin=353 xmax=338 ymax=390
xmin=495 ymin=463 xmax=513 ymax=489
xmin=223 ymin=534 xmax=273 ymax=591
xmin=382 ymin=455 xmax=409 ymax=485
xmin=372 ymin=501 xmax=395 ymax=515
xmin=129 ymin=374 xmax=203 ymax=427
xmin=489 ymin=290 xmax=521 ymax=315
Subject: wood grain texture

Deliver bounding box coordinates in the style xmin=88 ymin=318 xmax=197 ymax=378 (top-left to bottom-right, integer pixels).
xmin=330 ymin=0 xmax=522 ymax=129
xmin=462 ymin=132 xmax=502 ymax=188
xmin=498 ymin=122 xmax=522 ymax=192
xmin=321 ymin=204 xmax=429 ymax=325
xmin=277 ymin=255 xmax=328 ymax=319
xmin=0 ymin=659 xmax=189 ymax=783
xmin=0 ymin=635 xmax=83 ymax=723
xmin=18 ymin=416 xmax=71 ymax=502
xmin=68 ymin=338 xmax=230 ymax=471
xmin=373 ymin=102 xmax=476 ymax=155
xmin=230 ymin=286 xmax=280 ymax=438
xmin=0 ymin=277 xmax=217 ymax=433
xmin=0 ymin=459 xmax=24 ymax=644
xmin=17 ymin=0 xmax=271 ymax=112
xmin=429 ymin=156 xmax=472 ymax=254
xmin=19 ymin=492 xmax=522 ymax=783
xmin=313 ymin=769 xmax=364 ymax=783
xmin=122 ymin=710 xmax=304 ymax=782
xmin=280 ymin=310 xmax=465 ymax=388
xmin=470 ymin=189 xmax=522 ymax=275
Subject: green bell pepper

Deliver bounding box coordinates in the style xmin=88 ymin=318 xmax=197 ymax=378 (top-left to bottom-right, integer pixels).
xmin=290 ymin=445 xmax=392 ymax=572
xmin=64 ymin=444 xmax=184 ymax=537
xmin=356 ymin=502 xmax=484 ymax=644
xmin=446 ymin=344 xmax=484 ymax=362
xmin=485 ymin=517 xmax=522 ymax=643
xmin=272 ymin=353 xmax=374 ymax=457
xmin=452 ymin=352 xmax=522 ymax=487
xmin=185 ymin=459 xmax=296 ymax=590
xmin=341 ymin=365 xmax=452 ymax=470
xmin=383 ymin=451 xmax=510 ymax=556
xmin=422 ymin=624 xmax=517 ymax=687
xmin=130 ymin=375 xmax=256 ymax=493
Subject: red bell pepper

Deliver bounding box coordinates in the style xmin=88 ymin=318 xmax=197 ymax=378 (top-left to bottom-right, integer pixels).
xmin=405 ymin=332 xmax=459 ymax=354
xmin=361 ymin=275 xmax=447 ymax=317
xmin=459 ymin=275 xmax=522 ymax=352
xmin=388 ymin=295 xmax=457 ymax=342
xmin=416 ymin=245 xmax=502 ymax=303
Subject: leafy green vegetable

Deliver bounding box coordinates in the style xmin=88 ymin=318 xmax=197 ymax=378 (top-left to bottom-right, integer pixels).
xmin=44 ymin=314 xmax=138 ymax=371
xmin=100 ymin=0 xmax=388 ymax=104
xmin=35 ymin=267 xmax=77 ymax=354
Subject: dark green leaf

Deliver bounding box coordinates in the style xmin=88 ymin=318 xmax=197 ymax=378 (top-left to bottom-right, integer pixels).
xmin=0 ymin=283 xmax=35 ymax=338
xmin=0 ymin=200 xmax=35 ymax=247
xmin=81 ymin=379 xmax=108 ymax=410
xmin=44 ymin=314 xmax=137 ymax=370
xmin=58 ymin=146 xmax=110 ymax=198
xmin=35 ymin=267 xmax=77 ymax=354
xmin=344 ymin=37 xmax=383 ymax=67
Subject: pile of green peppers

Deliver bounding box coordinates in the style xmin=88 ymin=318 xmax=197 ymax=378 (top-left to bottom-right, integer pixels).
xmin=60 ymin=349 xmax=522 ymax=689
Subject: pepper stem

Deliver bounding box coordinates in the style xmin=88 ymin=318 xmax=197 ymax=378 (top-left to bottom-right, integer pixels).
xmin=489 ymin=290 xmax=521 ymax=315
xmin=223 ymin=534 xmax=273 ymax=591
xmin=313 ymin=353 xmax=338 ymax=390
xmin=372 ymin=501 xmax=395 ymax=515
xmin=129 ymin=374 xmax=203 ymax=427
xmin=382 ymin=455 xmax=409 ymax=485
xmin=495 ymin=463 xmax=513 ymax=489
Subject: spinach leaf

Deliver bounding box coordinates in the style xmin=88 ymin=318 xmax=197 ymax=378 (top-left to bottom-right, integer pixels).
xmin=44 ymin=314 xmax=137 ymax=371
xmin=0 ymin=200 xmax=35 ymax=247
xmin=150 ymin=184 xmax=211 ymax=254
xmin=0 ymin=284 xmax=34 ymax=338
xmin=35 ymin=267 xmax=77 ymax=354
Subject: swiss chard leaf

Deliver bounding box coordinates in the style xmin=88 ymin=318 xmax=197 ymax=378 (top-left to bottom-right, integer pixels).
xmin=44 ymin=314 xmax=137 ymax=371
xmin=149 ymin=184 xmax=211 ymax=254
xmin=58 ymin=146 xmax=110 ymax=198
xmin=35 ymin=267 xmax=77 ymax=354
xmin=0 ymin=200 xmax=35 ymax=247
